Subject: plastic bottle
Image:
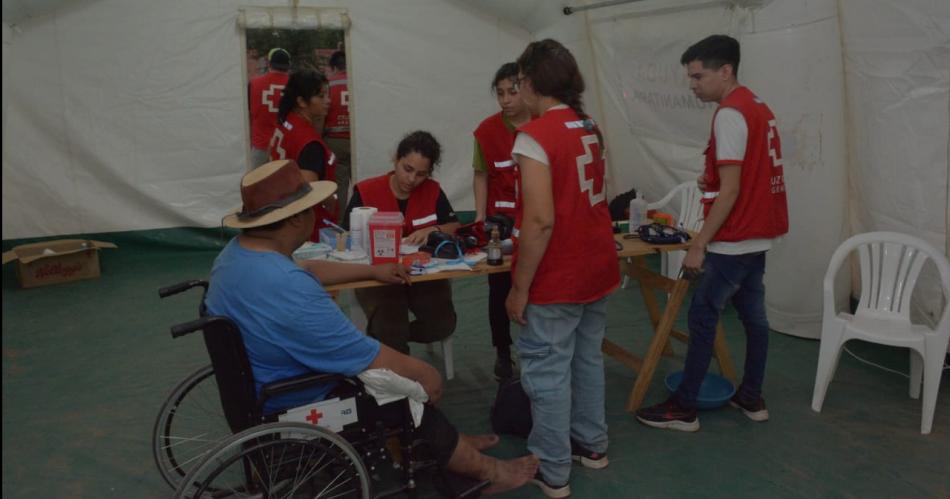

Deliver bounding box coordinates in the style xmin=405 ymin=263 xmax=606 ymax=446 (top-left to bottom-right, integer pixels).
xmin=487 ymin=227 xmax=503 ymax=266
xmin=628 ymin=193 xmax=647 ymax=232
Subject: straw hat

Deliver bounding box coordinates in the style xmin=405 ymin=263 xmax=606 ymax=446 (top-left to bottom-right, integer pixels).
xmin=223 ymin=159 xmax=336 ymax=229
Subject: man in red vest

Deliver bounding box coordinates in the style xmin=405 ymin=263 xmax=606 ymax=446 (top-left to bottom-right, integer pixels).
xmin=324 ymin=50 xmax=351 ymax=221
xmin=248 ymin=48 xmax=290 ymax=169
xmin=637 ymin=35 xmax=789 ymax=432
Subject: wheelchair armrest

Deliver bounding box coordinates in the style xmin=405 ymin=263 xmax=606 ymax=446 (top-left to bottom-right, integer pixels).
xmin=159 ymin=279 xmax=208 ymax=298
xmin=260 ymin=372 xmax=348 ymax=400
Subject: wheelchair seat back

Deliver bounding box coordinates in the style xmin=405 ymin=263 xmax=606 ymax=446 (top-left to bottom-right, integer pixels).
xmin=200 ymin=316 xmax=259 ymax=433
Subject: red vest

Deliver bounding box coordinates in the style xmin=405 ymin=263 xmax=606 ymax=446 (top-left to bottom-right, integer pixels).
xmin=513 ymin=107 xmax=619 ymax=304
xmin=325 ymin=72 xmax=350 ymax=139
xmin=474 ymin=112 xmax=518 ymax=217
xmin=269 ymin=112 xmax=338 ymax=240
xmin=702 ymin=86 xmax=789 ymax=242
xmin=357 ymin=173 xmax=442 ymax=234
xmin=248 ymin=71 xmax=289 ymax=149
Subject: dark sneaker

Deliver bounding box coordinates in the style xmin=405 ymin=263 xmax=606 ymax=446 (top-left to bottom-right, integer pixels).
xmin=494 ymin=356 xmax=515 ymax=382
xmin=635 ymin=397 xmax=700 ymax=432
xmin=529 ymin=471 xmax=571 ymax=498
xmin=570 ymin=440 xmax=609 ymax=469
xmin=729 ymin=394 xmax=770 ymax=422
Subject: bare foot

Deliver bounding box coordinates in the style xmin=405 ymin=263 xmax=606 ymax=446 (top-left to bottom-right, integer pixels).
xmin=482 ymin=454 xmax=540 ymax=495
xmin=460 ymin=433 xmax=500 ymax=451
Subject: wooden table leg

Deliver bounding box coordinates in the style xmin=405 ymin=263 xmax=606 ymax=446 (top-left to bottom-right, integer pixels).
xmin=625 ymin=276 xmax=690 ymax=412
xmin=632 ymin=257 xmax=675 ymax=356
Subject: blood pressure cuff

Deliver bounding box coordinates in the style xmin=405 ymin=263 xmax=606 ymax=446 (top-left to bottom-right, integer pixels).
xmin=422 ymin=231 xmax=467 ymax=259
xmin=637 ymin=223 xmax=691 ymax=244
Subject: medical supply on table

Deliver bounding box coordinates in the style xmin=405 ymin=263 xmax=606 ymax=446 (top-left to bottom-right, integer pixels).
xmin=319 ymin=227 xmax=350 ymax=250
xmin=401 ymin=252 xmax=431 ymax=268
xmin=486 ymin=227 xmax=502 ymax=266
xmin=349 ymin=206 xmax=378 ymax=253
xmin=652 ymin=211 xmax=674 ymax=226
xmin=628 ymin=193 xmax=647 ymax=232
xmin=292 ymin=241 xmax=333 ymax=260
xmin=322 ymin=218 xmax=347 ymax=234
xmin=368 ymin=211 xmax=403 ymax=264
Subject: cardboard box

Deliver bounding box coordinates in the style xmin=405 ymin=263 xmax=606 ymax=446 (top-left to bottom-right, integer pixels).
xmin=2 ymin=239 xmax=117 ymax=288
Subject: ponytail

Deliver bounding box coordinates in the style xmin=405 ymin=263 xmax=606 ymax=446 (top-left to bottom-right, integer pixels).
xmin=518 ymin=39 xmax=605 ymax=154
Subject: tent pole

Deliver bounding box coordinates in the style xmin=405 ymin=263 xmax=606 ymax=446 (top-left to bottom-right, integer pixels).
xmin=563 ymin=0 xmax=649 ymax=16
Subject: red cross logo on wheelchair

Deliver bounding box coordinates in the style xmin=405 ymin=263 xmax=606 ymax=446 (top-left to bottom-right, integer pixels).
xmin=306 ymin=409 xmax=324 ymax=425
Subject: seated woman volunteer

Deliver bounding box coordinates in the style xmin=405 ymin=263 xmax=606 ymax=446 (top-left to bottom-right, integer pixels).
xmin=269 ymin=68 xmax=337 ymax=240
xmin=343 ymin=131 xmax=460 ymax=354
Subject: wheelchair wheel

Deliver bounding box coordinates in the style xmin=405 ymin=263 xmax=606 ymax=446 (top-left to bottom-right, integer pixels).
xmin=175 ymin=422 xmax=371 ymax=499
xmin=153 ymin=364 xmax=231 ymax=489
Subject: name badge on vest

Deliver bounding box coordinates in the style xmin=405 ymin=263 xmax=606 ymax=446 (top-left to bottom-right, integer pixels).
xmin=493 ymin=160 xmax=515 ymax=169
xmin=412 ymin=213 xmax=437 ymax=227
xmin=494 ymin=201 xmax=516 ymax=209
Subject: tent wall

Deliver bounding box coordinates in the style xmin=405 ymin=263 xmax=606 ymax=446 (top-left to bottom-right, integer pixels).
xmin=838 ymin=0 xmax=950 ymax=328
xmin=3 ymin=0 xmax=948 ymax=336
xmin=1 ymin=0 xmax=529 ymax=239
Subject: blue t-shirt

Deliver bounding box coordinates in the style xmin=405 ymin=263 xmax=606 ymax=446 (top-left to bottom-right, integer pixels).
xmin=206 ymin=238 xmax=381 ymax=414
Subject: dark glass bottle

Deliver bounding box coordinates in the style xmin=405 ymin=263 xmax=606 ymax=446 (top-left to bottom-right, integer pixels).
xmin=487 ymin=227 xmax=503 ymax=266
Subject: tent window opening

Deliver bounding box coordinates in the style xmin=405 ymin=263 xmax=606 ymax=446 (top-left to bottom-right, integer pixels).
xmin=240 ymin=7 xmax=352 ymax=183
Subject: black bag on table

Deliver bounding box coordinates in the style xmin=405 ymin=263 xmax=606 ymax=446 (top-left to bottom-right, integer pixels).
xmin=608 ymin=188 xmax=638 ymax=221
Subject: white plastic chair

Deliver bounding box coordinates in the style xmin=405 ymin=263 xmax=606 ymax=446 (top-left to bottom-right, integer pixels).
xmin=350 ymin=292 xmax=455 ymax=380
xmin=811 ymin=232 xmax=950 ymax=434
xmin=647 ymin=181 xmax=705 ymax=279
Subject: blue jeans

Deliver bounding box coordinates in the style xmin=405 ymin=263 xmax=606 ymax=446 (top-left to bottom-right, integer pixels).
xmin=674 ymin=251 xmax=770 ymax=409
xmin=517 ymin=298 xmax=609 ymax=485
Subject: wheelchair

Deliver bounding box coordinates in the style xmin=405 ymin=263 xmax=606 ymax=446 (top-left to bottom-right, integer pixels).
xmin=152 ymin=279 xmax=487 ymax=498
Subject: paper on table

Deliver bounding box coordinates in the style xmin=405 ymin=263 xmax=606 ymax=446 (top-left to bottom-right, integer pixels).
xmin=329 ymin=248 xmax=368 ymax=262
xmin=422 ymin=262 xmax=472 ymax=274
xmin=463 ymin=252 xmax=487 ymax=265
xmin=400 ymin=240 xmax=421 ymax=255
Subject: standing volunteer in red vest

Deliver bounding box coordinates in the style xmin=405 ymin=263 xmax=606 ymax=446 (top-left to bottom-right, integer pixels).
xmin=343 ymin=131 xmax=460 ymax=354
xmin=269 ymin=69 xmax=337 ymax=242
xmin=324 ymin=50 xmax=352 ymax=221
xmin=248 ymin=48 xmax=290 ymax=169
xmin=636 ymin=35 xmax=789 ymax=432
xmin=507 ymin=39 xmax=619 ymax=498
xmin=472 ymin=62 xmax=532 ymax=382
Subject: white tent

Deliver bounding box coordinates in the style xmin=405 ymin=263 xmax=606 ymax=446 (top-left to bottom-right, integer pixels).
xmin=3 ymin=0 xmax=948 ymax=338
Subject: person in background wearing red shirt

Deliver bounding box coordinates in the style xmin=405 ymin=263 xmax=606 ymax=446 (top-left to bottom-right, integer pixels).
xmin=343 ymin=131 xmax=460 ymax=355
xmin=248 ymin=48 xmax=290 ymax=170
xmin=472 ymin=62 xmax=531 ymax=382
xmin=324 ymin=50 xmax=351 ymax=222
xmin=636 ymin=34 xmax=789 ymax=432
xmin=508 ymin=39 xmax=619 ymax=498
xmin=269 ymin=69 xmax=337 ymax=241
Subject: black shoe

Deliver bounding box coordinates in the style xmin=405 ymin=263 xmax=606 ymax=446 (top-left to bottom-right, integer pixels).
xmin=570 ymin=440 xmax=608 ymax=469
xmin=494 ymin=356 xmax=515 ymax=381
xmin=529 ymin=471 xmax=571 ymax=498
xmin=729 ymin=393 xmax=769 ymax=422
xmin=635 ymin=397 xmax=700 ymax=432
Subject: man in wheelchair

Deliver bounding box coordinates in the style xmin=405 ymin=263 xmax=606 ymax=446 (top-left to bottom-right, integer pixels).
xmin=205 ymin=159 xmax=539 ymax=495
